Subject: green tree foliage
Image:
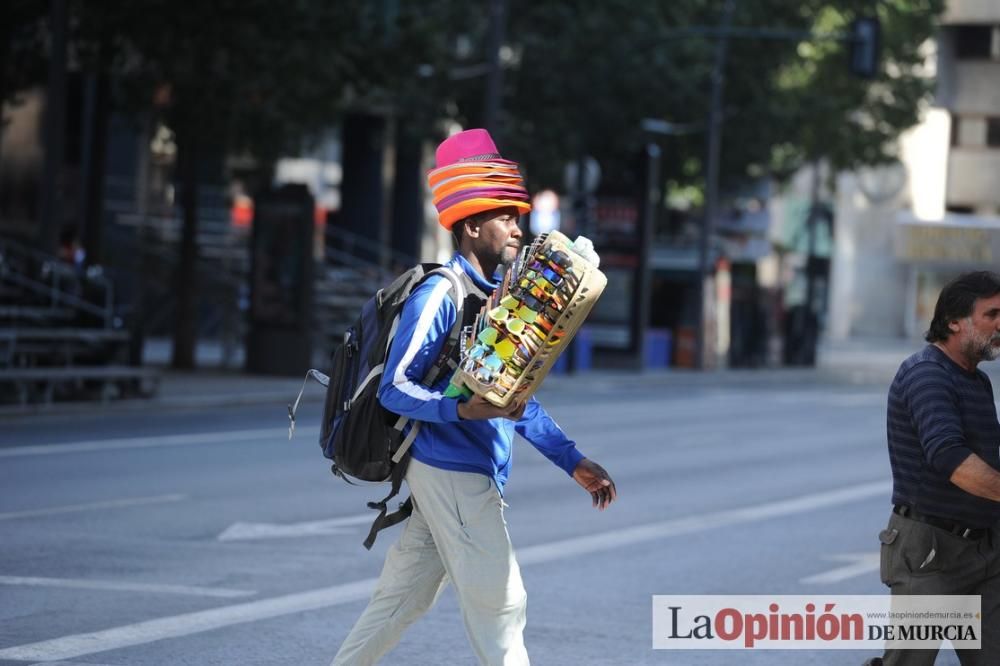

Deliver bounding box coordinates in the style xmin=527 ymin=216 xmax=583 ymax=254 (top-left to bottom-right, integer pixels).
xmin=0 ymin=1 xmax=47 ymax=119
xmin=767 ymin=0 xmax=943 ymax=174
xmin=73 ymin=1 xmax=355 ymax=367
xmin=3 ymin=1 xmax=944 ymax=216
xmin=431 ymin=0 xmax=941 ymax=195
xmin=1 ymin=1 xmax=942 ymax=367
xmin=501 ymin=0 xmax=813 ymax=192
xmin=70 ymin=0 xmax=462 ymax=368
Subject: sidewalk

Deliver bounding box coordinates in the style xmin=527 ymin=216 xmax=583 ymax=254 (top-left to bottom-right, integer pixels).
xmin=2 ymin=335 xmax=938 ymax=418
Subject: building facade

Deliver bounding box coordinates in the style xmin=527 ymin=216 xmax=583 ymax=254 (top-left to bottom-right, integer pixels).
xmin=828 ymin=0 xmax=1000 ymax=341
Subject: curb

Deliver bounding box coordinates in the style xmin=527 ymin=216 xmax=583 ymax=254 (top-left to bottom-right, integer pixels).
xmin=0 ymin=364 xmax=907 ymax=419
xmin=0 ymin=389 xmax=326 ymax=419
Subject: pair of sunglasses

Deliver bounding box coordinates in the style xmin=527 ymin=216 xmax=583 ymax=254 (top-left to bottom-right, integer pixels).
xmin=517 ymin=321 xmax=546 ymax=348
xmin=487 ymin=305 xmax=528 ymax=328
xmin=479 ymin=325 xmax=517 ymax=358
xmin=470 ymin=351 xmax=507 ymax=381
xmin=517 ymin=280 xmax=549 ymax=303
xmin=474 ymin=365 xmax=496 ymax=384
xmin=536 ymin=249 xmax=574 ymax=271
xmin=493 ymin=337 xmax=517 ymax=360
xmin=495 ymin=372 xmax=516 ymax=391
xmin=521 ymin=280 xmax=567 ymax=309
xmin=468 ymin=343 xmax=490 ymax=361
xmin=483 ymin=353 xmax=504 ymax=372
xmin=509 ymin=288 xmax=558 ymax=327
xmin=487 ymin=304 xmax=542 ymax=343
xmin=551 ymin=249 xmax=575 ymax=266
xmin=487 ymin=306 xmax=510 ymax=323
xmin=523 ymin=272 xmax=567 ymax=299
xmin=527 ymin=264 xmax=567 ymax=287
xmin=500 ymin=294 xmax=539 ymax=324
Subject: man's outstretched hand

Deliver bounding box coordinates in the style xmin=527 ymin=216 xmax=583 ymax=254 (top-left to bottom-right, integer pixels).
xmin=572 ymin=458 xmax=617 ymax=510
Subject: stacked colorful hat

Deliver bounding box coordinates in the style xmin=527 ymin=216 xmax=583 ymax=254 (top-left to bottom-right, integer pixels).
xmin=428 ymin=128 xmax=532 ymax=230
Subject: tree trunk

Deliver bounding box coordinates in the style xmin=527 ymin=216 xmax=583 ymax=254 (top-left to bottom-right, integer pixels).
xmin=38 ymin=0 xmax=68 ymax=254
xmin=0 ymin=36 xmax=8 ymax=167
xmin=81 ymin=64 xmax=110 ymax=266
xmin=171 ymin=123 xmax=199 ymax=369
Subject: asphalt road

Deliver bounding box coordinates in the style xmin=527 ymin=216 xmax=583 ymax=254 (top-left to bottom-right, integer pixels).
xmin=0 ymin=371 xmax=970 ymax=665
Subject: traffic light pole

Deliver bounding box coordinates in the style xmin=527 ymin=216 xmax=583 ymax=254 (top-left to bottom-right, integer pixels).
xmin=686 ymin=12 xmax=878 ymax=369
xmin=696 ymin=0 xmax=735 ymax=370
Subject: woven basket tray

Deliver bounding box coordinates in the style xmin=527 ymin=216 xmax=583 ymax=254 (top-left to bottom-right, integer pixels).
xmin=452 ymin=231 xmax=607 ymax=407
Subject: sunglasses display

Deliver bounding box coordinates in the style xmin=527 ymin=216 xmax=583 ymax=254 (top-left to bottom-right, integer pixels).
xmin=443 ymin=231 xmax=608 ymax=407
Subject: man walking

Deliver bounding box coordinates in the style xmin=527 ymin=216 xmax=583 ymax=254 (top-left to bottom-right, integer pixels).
xmin=868 ymin=271 xmax=1000 ymax=666
xmin=331 ymin=129 xmax=617 ymax=666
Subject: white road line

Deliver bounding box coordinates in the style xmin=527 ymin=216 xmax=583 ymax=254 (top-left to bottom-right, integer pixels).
xmin=0 ymin=494 xmax=186 ymax=521
xmin=517 ymin=480 xmax=891 ymax=566
xmin=0 ymin=576 xmax=256 ymax=599
xmin=0 ymin=580 xmax=378 ymax=662
xmin=0 ymin=427 xmax=318 ymax=458
xmin=800 ymin=552 xmax=881 ymax=584
xmin=28 ymin=661 xmax=119 ymax=666
xmin=0 ymin=479 xmax=890 ymax=662
xmin=217 ymin=514 xmax=376 ymax=541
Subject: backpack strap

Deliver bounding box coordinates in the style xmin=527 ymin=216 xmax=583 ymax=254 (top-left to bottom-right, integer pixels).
xmin=287 ymin=368 xmax=330 ymax=440
xmin=422 ymin=266 xmax=466 ymax=384
xmin=365 ymin=266 xmax=467 ymax=549
xmin=389 ymin=266 xmax=465 ymax=464
xmin=363 ymin=457 xmax=412 ymax=549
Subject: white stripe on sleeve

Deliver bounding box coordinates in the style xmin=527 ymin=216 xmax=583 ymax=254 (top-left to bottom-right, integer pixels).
xmin=392 ymin=276 xmax=455 ymax=402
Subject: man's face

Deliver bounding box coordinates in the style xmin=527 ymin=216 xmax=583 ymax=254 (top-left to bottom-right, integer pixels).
xmin=957 ymin=293 xmax=1000 ymax=362
xmin=470 ymin=208 xmax=523 ymax=267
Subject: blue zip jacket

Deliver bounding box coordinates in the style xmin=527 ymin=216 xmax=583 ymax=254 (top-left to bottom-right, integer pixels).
xmin=376 ymin=253 xmax=585 ymax=493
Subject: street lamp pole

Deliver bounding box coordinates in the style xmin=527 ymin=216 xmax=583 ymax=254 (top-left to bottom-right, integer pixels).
xmin=482 ymin=0 xmax=507 ymax=135
xmin=696 ymin=0 xmax=736 ymax=370
xmin=39 ymin=0 xmax=68 ymax=253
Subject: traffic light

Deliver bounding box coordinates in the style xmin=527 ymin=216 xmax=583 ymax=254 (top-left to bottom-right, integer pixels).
xmin=849 ymin=17 xmax=881 ymax=79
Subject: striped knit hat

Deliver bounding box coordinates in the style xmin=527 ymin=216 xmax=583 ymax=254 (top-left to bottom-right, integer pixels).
xmin=428 ymin=129 xmax=532 ymax=230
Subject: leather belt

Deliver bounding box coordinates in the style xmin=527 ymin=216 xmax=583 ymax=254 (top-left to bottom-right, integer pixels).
xmin=893 ymin=504 xmax=989 ymax=541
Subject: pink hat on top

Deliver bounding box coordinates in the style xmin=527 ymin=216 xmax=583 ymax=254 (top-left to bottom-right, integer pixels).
xmin=428 ymin=129 xmax=531 ymax=230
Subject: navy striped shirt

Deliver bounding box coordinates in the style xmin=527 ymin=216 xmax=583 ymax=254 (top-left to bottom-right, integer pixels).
xmin=887 ymin=345 xmax=1000 ymax=527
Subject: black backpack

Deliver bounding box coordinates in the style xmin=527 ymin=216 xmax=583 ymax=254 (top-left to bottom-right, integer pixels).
xmin=288 ymin=264 xmax=465 ymax=548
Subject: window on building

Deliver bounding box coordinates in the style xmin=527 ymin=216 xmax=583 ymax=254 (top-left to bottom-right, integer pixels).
xmin=951 ymin=115 xmax=961 ymax=146
xmin=987 ymin=118 xmax=1000 ymax=147
xmin=954 ymin=25 xmax=993 ymax=59
xmin=946 ymin=204 xmax=975 ymax=215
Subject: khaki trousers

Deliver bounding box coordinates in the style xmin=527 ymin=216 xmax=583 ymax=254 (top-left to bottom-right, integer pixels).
xmin=332 ymin=458 xmax=529 ymax=666
xmin=877 ymin=512 xmax=1000 ymax=666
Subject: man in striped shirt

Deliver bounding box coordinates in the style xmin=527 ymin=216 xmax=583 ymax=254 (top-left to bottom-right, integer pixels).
xmin=868 ymin=271 xmax=1000 ymax=666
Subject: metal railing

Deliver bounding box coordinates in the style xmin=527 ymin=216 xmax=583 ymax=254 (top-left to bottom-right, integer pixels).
xmin=325 ymin=227 xmax=421 ymax=276
xmin=103 ymin=208 xmax=423 ymax=366
xmin=0 ymin=237 xmax=115 ymax=328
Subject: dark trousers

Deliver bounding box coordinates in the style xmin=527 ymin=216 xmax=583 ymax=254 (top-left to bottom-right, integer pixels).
xmin=877 ymin=512 xmax=1000 ymax=665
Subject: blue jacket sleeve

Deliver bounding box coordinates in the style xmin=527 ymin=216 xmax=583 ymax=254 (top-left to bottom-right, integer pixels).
xmin=377 ymin=276 xmax=462 ymax=423
xmin=902 ymin=361 xmax=973 ymax=477
xmin=515 ymin=397 xmax=585 ymax=476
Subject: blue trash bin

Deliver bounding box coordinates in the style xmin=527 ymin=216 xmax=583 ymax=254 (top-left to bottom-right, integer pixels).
xmin=552 ymin=327 xmax=592 ymax=374
xmin=644 ymin=328 xmax=672 ymax=368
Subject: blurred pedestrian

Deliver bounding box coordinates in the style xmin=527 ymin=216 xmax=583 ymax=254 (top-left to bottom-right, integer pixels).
xmin=865 ymin=271 xmax=1000 ymax=666
xmin=57 ymin=225 xmax=86 ymax=269
xmin=331 ymin=129 xmax=616 ymax=666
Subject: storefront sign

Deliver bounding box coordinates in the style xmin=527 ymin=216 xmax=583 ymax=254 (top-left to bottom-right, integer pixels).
xmin=895 ymin=224 xmax=994 ymax=264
